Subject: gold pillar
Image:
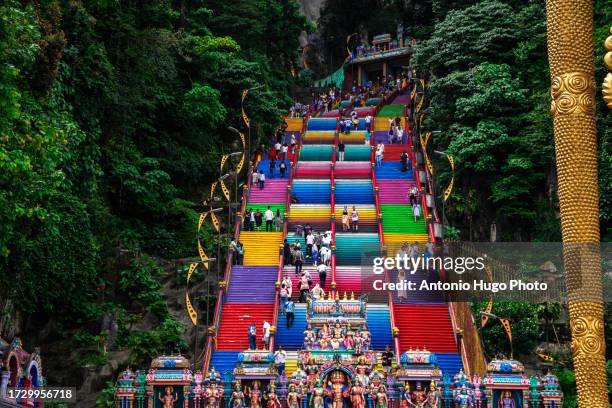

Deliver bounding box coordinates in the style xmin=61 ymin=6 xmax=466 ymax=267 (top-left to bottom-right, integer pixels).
xmin=383 ymin=61 xmax=388 ymax=78
xmin=357 ymin=64 xmax=362 ymax=86
xmin=544 ymin=1 xmax=607 ymax=406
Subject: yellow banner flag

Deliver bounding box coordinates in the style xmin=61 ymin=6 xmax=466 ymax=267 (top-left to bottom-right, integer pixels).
xmin=198 ymin=211 xmax=209 ymax=231
xmin=481 ymin=299 xmax=493 ymax=327
xmin=242 ymin=89 xmax=250 ymax=128
xmin=197 ymin=240 xmax=209 ymax=269
xmin=420 ymin=133 xmax=433 ymax=175
xmin=187 ymin=262 xmax=198 ymax=282
xmin=236 ymin=153 xmax=245 ymax=174
xmin=500 ymin=318 xmax=512 ymax=343
xmin=220 ymin=154 xmax=229 ymax=171
xmin=185 ymin=292 xmax=198 ymax=326
xmin=443 ymin=154 xmax=455 ymax=202
xmin=210 ymin=211 xmax=220 ymax=233
xmin=209 ymin=182 xmax=217 ymax=202
xmin=239 ymin=132 xmax=246 ymax=149
xmin=419 ymin=113 xmax=425 ymax=129
xmin=424 ymin=131 xmax=431 ymax=146
xmin=220 ymin=179 xmax=231 ymax=201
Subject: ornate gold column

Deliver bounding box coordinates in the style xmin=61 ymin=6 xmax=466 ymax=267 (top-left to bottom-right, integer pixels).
xmin=544 ymin=1 xmax=607 ymax=406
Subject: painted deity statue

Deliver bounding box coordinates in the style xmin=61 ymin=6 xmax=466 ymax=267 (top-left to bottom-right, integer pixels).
xmin=332 ymin=323 xmax=344 ymax=340
xmin=498 ymin=391 xmax=515 ymax=408
xmin=287 ymin=385 xmax=301 ymax=408
xmin=454 ymin=386 xmax=473 ymax=408
xmin=344 ymin=331 xmax=355 ymax=350
xmin=426 ymin=381 xmax=440 ymax=408
xmin=350 ymin=380 xmax=366 ymax=408
xmin=247 ymin=382 xmax=262 ymax=408
xmin=355 ymin=364 xmax=369 ymax=388
xmin=319 ymin=329 xmax=330 ymax=349
xmin=304 ymin=325 xmax=316 ymax=348
xmin=359 ymin=325 xmax=370 ymax=349
xmin=329 ymin=378 xmax=348 ymax=408
xmin=374 ymin=386 xmax=388 ymax=408
xmin=330 ymin=336 xmax=341 ymax=350
xmin=354 ymin=331 xmax=364 ymax=354
xmin=266 ymin=387 xmax=282 ymax=408
xmin=204 ymin=382 xmax=222 ymax=408
xmin=311 ymin=380 xmax=326 ymax=408
xmin=231 ymin=385 xmax=246 ymax=408
xmin=412 ymin=383 xmax=427 ymax=407
xmin=159 ymin=386 xmax=178 ymax=408
xmin=401 ymin=383 xmax=412 ymax=406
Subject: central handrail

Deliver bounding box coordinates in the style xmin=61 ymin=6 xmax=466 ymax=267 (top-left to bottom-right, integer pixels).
xmin=270 ymin=118 xmax=303 ymax=351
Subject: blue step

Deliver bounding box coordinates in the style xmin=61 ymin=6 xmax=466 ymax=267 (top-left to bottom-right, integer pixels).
xmin=367 ymin=304 xmax=393 ymax=350
xmin=292 ymin=180 xmax=331 ymax=203
xmin=307 ymin=118 xmax=338 ymax=131
xmin=276 ymin=304 xmax=308 ymax=350
xmin=436 ymin=353 xmax=464 ymax=376
xmin=209 ymin=351 xmax=240 ymax=375
xmin=257 ymin=160 xmax=292 ymax=178
xmin=375 ymin=162 xmax=413 ymax=180
xmin=335 ymin=180 xmax=374 ymax=204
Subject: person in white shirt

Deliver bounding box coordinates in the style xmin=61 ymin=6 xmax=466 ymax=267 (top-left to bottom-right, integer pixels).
xmin=252 ymin=170 xmax=259 ymax=186
xmin=365 ymin=115 xmax=372 ymax=131
xmin=311 ymin=283 xmax=325 ymax=300
xmin=262 ymin=321 xmax=271 ymax=348
xmin=306 ymin=232 xmax=314 ymax=257
xmin=265 ymin=206 xmax=274 ymax=232
xmin=376 ymin=144 xmax=383 ymax=167
xmin=282 ymin=276 xmax=293 ymax=298
xmin=317 ymin=263 xmax=327 ymax=288
xmin=413 ymin=203 xmax=421 ymax=222
xmin=274 ymin=346 xmax=287 ymax=376
xmin=320 ymin=246 xmax=331 ymax=266
xmin=351 ymin=206 xmax=359 ymax=232
xmin=322 ymin=233 xmax=331 ymax=247
xmin=274 ymin=141 xmax=281 ymax=157
xmin=258 ymin=171 xmax=266 ymax=189
xmin=282 ymin=143 xmax=289 ymax=160
xmin=396 ymin=126 xmax=404 ymax=144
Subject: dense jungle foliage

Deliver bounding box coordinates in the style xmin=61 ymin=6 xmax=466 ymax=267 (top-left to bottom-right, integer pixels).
xmin=320 ymin=0 xmax=611 ymax=242
xmin=0 ymin=0 xmax=309 ymax=392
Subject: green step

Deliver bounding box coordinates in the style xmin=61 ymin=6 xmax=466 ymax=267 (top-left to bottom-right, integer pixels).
xmin=344 ymin=145 xmax=371 ymax=161
xmin=300 ymin=145 xmax=334 ymax=161
xmin=377 ymin=104 xmax=404 ymax=117
xmin=380 ymin=204 xmax=427 ymax=234
xmin=243 ymin=204 xmax=286 ymax=230
xmin=365 ymin=97 xmax=382 ymax=106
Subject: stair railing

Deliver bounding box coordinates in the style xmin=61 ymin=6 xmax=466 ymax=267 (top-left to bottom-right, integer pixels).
xmin=269 ymin=120 xmax=303 ymax=351
xmin=203 ymin=164 xmax=251 ymax=373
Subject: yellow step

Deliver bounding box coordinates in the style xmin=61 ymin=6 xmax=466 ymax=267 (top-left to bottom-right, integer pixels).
xmin=334 ymin=205 xmax=376 ymax=221
xmin=339 ymin=132 xmax=366 ymax=144
xmin=384 ymin=233 xmax=429 ymax=256
xmin=285 ymin=351 xmax=299 ymax=377
xmin=285 ymin=117 xmax=304 ymax=132
xmin=303 ymin=131 xmax=336 ymax=143
xmin=240 ymin=231 xmax=283 ymax=266
xmin=289 ymin=205 xmax=332 ymax=220
xmin=374 ymin=117 xmax=406 ymax=131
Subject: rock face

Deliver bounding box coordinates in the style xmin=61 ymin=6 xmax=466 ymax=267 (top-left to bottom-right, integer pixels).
xmin=297 ymin=0 xmax=328 ymax=76
xmin=299 ymin=0 xmax=326 ymax=21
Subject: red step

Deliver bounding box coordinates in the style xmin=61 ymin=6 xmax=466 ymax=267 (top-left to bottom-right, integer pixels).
xmin=217 ymin=304 xmax=274 ymax=350
xmin=381 ymin=145 xmax=410 ymax=161
xmin=394 ymin=304 xmax=457 ymax=352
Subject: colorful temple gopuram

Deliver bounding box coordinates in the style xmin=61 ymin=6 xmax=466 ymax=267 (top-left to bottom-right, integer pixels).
xmin=0 ymin=337 xmax=44 ymax=407
xmin=114 ymin=37 xmax=564 ymax=407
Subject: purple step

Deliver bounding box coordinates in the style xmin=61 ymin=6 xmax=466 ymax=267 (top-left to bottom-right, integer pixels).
xmin=226 ymin=266 xmax=277 ymax=303
xmin=249 ymin=180 xmax=288 ymax=203
xmin=373 ymin=131 xmax=409 ymax=144
xmin=392 ymin=95 xmax=411 ymax=105
xmin=378 ymin=180 xmax=416 ymax=204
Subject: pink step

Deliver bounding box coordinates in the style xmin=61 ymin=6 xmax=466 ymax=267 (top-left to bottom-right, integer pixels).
xmin=249 ymin=180 xmax=288 ymax=203
xmin=377 ymin=179 xmax=416 ymax=204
